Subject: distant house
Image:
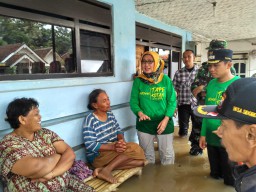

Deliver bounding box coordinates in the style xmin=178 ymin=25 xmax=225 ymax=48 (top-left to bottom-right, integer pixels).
xmin=35 ymin=47 xmax=64 ymax=73
xmin=34 ymin=47 xmax=63 ymax=65
xmin=61 ymin=52 xmax=76 ymax=73
xmin=0 ymin=43 xmax=47 ymax=74
xmin=61 ymin=52 xmax=70 ymax=61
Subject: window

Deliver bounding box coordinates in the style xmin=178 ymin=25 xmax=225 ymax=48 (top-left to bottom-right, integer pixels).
xmin=233 ymin=53 xmax=248 ymax=78
xmin=234 ymin=62 xmax=246 ymax=78
xmin=0 ymin=16 xmax=73 ymax=75
xmin=0 ymin=1 xmax=113 ymax=80
xmin=80 ymin=30 xmax=111 ymax=73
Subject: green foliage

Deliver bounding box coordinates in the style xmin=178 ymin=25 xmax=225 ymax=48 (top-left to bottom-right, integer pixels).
xmin=0 ymin=16 xmax=72 ymax=55
xmin=5 ymin=66 xmax=17 ymax=74
xmin=54 ymin=26 xmax=73 ymax=55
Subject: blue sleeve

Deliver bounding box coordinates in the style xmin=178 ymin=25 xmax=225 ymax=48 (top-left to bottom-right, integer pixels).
xmin=82 ymin=114 xmax=101 ymax=153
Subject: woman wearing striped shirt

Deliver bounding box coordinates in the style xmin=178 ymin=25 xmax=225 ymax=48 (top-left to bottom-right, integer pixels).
xmin=82 ymin=89 xmax=145 ymax=184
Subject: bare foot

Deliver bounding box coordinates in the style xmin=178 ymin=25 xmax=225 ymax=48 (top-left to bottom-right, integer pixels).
xmin=96 ymin=168 xmax=117 ymax=184
xmin=93 ymin=167 xmax=103 ymax=177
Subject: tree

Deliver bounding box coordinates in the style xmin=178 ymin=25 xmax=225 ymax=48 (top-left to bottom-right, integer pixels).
xmin=54 ymin=26 xmax=73 ymax=55
xmin=0 ymin=16 xmax=72 ymax=55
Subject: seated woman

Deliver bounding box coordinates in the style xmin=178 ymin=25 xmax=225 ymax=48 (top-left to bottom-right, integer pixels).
xmin=83 ymin=89 xmax=146 ymax=184
xmin=0 ymin=98 xmax=94 ymax=192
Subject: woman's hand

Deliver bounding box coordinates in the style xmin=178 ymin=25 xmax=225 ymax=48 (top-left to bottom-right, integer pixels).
xmin=138 ymin=111 xmax=151 ymax=121
xmin=117 ymin=134 xmax=125 ymax=141
xmin=157 ymin=116 xmax=169 ymax=135
xmin=31 ymin=171 xmax=54 ymax=182
xmin=199 ymin=136 xmax=207 ymax=149
xmin=173 ymin=108 xmax=178 ymax=118
xmin=114 ymin=139 xmax=127 ymax=153
xmin=11 ymin=153 xmax=61 ymax=179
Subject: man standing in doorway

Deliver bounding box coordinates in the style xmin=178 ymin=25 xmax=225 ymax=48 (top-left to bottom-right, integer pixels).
xmin=173 ymin=49 xmax=201 ymax=154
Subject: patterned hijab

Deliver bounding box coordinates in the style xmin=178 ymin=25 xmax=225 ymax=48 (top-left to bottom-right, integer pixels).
xmin=138 ymin=51 xmax=165 ymax=84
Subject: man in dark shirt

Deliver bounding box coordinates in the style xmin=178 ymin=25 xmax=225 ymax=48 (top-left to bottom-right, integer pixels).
xmin=194 ymin=78 xmax=256 ymax=192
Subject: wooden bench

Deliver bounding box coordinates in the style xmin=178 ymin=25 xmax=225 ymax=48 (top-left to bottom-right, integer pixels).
xmin=84 ymin=166 xmax=144 ymax=192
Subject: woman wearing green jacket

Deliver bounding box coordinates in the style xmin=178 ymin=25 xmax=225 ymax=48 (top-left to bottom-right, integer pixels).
xmin=130 ymin=51 xmax=177 ymax=165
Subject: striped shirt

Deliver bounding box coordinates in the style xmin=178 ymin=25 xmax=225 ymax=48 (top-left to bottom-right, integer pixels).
xmin=82 ymin=111 xmax=123 ymax=163
xmin=173 ymin=65 xmax=199 ymax=105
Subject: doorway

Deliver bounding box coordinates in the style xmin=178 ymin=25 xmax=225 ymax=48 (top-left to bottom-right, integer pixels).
xmin=135 ymin=45 xmax=181 ymax=80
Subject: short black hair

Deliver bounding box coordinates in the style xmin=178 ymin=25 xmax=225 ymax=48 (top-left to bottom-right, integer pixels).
xmin=87 ymin=89 xmax=106 ymax=110
xmin=5 ymin=98 xmax=39 ymax=129
xmin=184 ymin=49 xmax=195 ymax=55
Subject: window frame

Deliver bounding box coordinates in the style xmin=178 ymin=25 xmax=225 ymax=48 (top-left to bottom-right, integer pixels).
xmin=233 ymin=61 xmax=247 ymax=78
xmin=0 ymin=2 xmax=113 ymax=81
xmin=78 ymin=22 xmax=113 ymax=75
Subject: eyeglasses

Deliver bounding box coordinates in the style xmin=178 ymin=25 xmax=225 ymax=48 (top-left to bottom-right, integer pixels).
xmin=141 ymin=60 xmax=154 ymax=65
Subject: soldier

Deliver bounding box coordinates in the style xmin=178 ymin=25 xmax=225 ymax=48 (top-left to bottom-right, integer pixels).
xmin=191 ymin=61 xmax=236 ymax=105
xmin=189 ymin=40 xmax=236 ymax=156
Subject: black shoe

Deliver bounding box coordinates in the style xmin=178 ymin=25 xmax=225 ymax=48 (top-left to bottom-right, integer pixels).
xmin=224 ymin=181 xmax=235 ymax=187
xmin=189 ymin=145 xmax=203 ymax=156
xmin=179 ymin=133 xmax=187 ymax=138
xmin=210 ymin=173 xmax=223 ymax=180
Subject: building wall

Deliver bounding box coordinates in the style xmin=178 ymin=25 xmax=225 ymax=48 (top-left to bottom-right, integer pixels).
xmin=0 ymin=1 xmax=190 ymax=190
xmin=228 ymin=40 xmax=256 ymax=76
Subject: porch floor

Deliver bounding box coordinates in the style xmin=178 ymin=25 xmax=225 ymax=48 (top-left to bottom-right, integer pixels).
xmin=120 ymin=126 xmax=234 ymax=192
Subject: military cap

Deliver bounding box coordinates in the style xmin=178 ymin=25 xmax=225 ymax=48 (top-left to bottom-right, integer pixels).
xmin=206 ymin=39 xmax=227 ymax=49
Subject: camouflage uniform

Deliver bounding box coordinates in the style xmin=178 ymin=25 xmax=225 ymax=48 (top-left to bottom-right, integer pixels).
xmin=191 ymin=62 xmax=236 ymax=106
xmin=189 ymin=39 xmax=236 ymax=156
xmin=206 ymin=39 xmax=227 ymax=49
xmin=192 ymin=40 xmax=229 ymax=106
xmin=189 ymin=63 xmax=236 ymax=155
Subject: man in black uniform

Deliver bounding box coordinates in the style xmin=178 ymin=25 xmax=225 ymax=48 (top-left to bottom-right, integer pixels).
xmin=194 ymin=78 xmax=256 ymax=191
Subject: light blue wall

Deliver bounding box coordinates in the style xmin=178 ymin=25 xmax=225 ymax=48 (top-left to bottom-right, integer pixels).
xmin=0 ymin=1 xmax=191 ymax=190
xmin=0 ymin=0 xmax=192 ymax=157
xmin=0 ymin=0 xmax=137 ymax=138
xmin=0 ymin=0 xmax=192 ymax=154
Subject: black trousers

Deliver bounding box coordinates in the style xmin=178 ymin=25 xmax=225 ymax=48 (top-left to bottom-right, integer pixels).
xmin=178 ymin=105 xmax=202 ymax=145
xmin=207 ymin=145 xmax=235 ymax=186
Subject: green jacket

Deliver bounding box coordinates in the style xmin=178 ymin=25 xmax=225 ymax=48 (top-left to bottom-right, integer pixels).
xmin=191 ymin=62 xmax=236 ymax=105
xmin=201 ymin=76 xmax=240 ymax=146
xmin=130 ymin=75 xmax=177 ymax=135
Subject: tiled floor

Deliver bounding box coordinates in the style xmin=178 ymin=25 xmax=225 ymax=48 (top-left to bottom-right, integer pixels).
xmin=121 ymin=127 xmax=235 ymax=192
